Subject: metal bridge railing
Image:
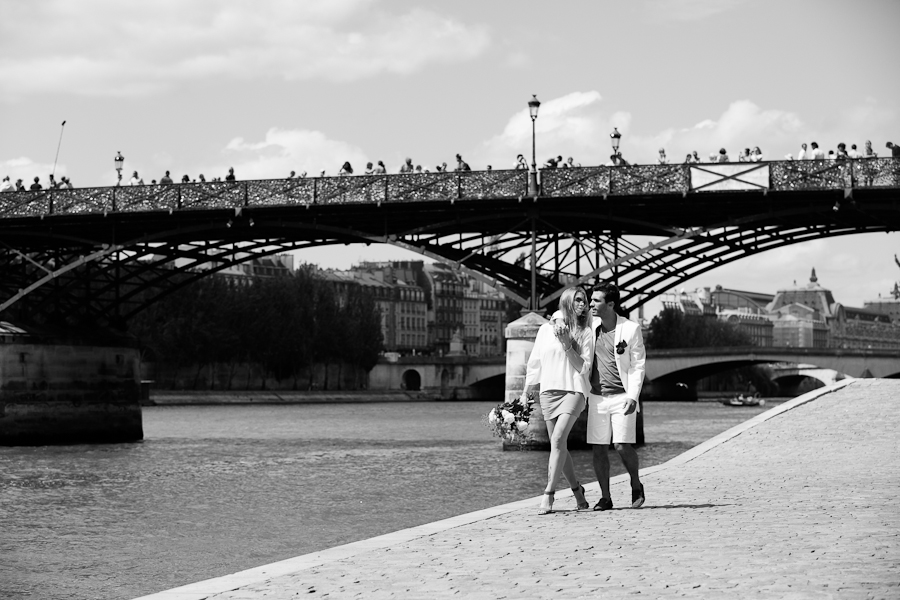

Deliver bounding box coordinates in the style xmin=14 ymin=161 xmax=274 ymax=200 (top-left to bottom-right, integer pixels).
xmin=1 ymin=158 xmax=897 ymax=219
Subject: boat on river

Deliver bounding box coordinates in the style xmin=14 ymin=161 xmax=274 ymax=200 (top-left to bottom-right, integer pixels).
xmin=721 ymin=394 xmax=766 ymax=407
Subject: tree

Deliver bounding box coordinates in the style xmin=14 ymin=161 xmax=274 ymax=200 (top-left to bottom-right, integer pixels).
xmin=244 ymin=274 xmax=310 ymax=385
xmin=128 ymin=264 xmax=386 ymax=390
xmin=129 ymin=275 xmax=244 ymax=388
xmin=344 ymin=284 xmax=384 ymax=382
xmin=646 ymin=308 xmax=753 ymax=349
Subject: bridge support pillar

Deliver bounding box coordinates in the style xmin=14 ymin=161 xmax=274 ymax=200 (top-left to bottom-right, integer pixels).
xmin=0 ymin=336 xmax=143 ymax=445
xmin=503 ymin=312 xmax=590 ymax=451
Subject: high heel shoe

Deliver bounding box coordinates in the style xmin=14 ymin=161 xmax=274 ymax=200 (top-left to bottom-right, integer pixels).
xmin=538 ymin=491 xmax=555 ymax=515
xmin=572 ymin=484 xmax=590 ymax=511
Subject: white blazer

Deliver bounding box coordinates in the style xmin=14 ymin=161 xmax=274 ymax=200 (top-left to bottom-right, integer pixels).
xmin=593 ymin=315 xmax=646 ymax=410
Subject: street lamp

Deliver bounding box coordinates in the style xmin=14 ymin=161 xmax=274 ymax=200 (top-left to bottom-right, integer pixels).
xmin=610 ymin=128 xmax=622 ymax=154
xmin=114 ymin=151 xmax=124 ymax=185
xmin=527 ymin=95 xmax=540 ymax=196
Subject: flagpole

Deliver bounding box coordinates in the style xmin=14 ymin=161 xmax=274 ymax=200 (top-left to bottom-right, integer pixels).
xmin=52 ymin=120 xmax=66 ymax=177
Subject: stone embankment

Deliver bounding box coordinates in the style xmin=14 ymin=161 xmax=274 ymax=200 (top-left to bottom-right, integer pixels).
xmin=148 ymin=390 xmax=429 ymax=405
xmin=135 ymin=378 xmax=899 ymax=599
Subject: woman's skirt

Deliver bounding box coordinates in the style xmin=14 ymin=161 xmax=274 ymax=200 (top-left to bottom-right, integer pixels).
xmin=540 ymin=389 xmax=586 ymax=421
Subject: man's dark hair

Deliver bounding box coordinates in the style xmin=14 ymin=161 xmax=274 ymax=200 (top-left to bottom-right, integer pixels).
xmin=592 ymin=281 xmax=620 ymax=305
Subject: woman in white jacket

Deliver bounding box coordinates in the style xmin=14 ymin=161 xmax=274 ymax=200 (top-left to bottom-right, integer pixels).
xmin=521 ymin=286 xmax=594 ymax=514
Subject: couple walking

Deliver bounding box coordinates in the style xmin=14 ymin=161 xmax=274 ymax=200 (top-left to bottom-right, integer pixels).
xmin=520 ymin=282 xmax=646 ymax=515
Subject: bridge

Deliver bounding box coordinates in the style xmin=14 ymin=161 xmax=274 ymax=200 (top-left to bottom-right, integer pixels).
xmin=645 ymin=347 xmax=900 ymax=381
xmin=1 ymin=157 xmax=898 ymax=327
xmin=367 ymin=346 xmax=899 ymax=400
xmin=369 ymin=355 xmax=508 ymax=400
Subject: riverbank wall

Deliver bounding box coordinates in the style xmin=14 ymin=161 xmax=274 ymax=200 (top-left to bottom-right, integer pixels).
xmin=147 ymin=390 xmax=429 ymax=405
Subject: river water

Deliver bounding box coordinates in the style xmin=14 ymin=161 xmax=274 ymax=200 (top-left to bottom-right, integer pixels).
xmin=0 ymin=399 xmax=783 ymax=600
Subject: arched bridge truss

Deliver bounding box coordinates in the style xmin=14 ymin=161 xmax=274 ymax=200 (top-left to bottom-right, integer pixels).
xmin=1 ymin=158 xmax=898 ymax=327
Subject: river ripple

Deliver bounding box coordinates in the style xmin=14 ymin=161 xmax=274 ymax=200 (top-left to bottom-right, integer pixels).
xmin=0 ymin=399 xmax=782 ymax=600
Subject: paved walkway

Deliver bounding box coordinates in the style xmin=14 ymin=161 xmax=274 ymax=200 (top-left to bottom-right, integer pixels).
xmin=136 ymin=379 xmax=900 ymax=600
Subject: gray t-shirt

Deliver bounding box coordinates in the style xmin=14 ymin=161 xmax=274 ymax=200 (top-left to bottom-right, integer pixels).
xmin=590 ymin=325 xmax=625 ymax=395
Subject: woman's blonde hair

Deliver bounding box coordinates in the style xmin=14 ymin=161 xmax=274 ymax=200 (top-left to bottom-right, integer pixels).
xmin=558 ymin=286 xmax=589 ymax=335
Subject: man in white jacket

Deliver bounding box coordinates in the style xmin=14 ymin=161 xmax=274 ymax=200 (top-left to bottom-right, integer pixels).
xmin=588 ymin=282 xmax=646 ymax=511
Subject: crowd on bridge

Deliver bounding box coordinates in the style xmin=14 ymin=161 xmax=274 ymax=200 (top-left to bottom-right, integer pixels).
xmin=0 ymin=174 xmax=74 ymax=192
xmin=660 ymin=139 xmax=900 ymax=165
xmin=1 ymin=140 xmax=898 ymax=193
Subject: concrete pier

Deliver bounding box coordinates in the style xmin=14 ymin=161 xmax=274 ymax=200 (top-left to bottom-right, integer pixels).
xmin=133 ymin=377 xmax=899 ymax=600
xmin=0 ymin=329 xmax=143 ymax=445
xmin=503 ymin=311 xmax=551 ymax=449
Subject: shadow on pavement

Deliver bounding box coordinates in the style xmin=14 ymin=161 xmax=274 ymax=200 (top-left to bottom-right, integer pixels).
xmin=636 ymin=503 xmax=731 ymax=510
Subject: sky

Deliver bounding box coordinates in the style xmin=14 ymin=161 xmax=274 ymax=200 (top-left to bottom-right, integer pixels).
xmin=1 ymin=0 xmax=898 ymax=315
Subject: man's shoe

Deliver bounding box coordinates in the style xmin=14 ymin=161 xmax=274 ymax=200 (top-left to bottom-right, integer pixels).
xmin=593 ymin=497 xmax=613 ymax=511
xmin=631 ymin=484 xmax=645 ymax=509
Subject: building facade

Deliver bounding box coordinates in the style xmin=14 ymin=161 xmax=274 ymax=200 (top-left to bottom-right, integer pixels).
xmin=661 ymin=269 xmax=900 ymax=350
xmin=217 ymin=254 xmax=295 ymax=280
xmin=321 ymin=261 xmax=508 ymax=357
xmin=660 ymin=285 xmax=774 ymax=346
xmin=768 ymin=269 xmax=899 ymax=350
xmin=322 ymin=263 xmax=428 ymax=354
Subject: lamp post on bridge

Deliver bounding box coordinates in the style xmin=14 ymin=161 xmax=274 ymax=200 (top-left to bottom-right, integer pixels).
xmin=114 ymin=151 xmax=124 ymax=186
xmin=526 ymin=95 xmax=542 ymax=312
xmin=528 ymin=95 xmax=540 ymax=197
xmin=610 ymin=128 xmax=622 ymax=163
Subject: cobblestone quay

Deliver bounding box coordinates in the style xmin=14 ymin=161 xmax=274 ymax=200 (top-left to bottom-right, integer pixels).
xmin=136 ymin=379 xmax=899 ymax=599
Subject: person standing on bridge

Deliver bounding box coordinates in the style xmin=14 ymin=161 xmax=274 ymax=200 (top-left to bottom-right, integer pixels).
xmin=887 ymin=141 xmax=900 ymax=158
xmin=587 ymin=282 xmax=646 ymax=511
xmin=521 ymin=286 xmax=594 ymax=515
xmin=811 ymin=142 xmax=825 ymax=160
xmin=863 ymin=140 xmax=877 ymax=159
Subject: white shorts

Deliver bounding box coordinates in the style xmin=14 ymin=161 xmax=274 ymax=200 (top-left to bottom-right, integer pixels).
xmin=587 ymin=392 xmax=636 ymax=445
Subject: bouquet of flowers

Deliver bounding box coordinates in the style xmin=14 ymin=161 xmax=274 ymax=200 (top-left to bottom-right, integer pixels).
xmin=485 ymin=394 xmax=535 ymax=445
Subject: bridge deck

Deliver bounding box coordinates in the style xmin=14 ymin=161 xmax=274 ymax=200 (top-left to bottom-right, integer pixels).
xmin=2 ymin=159 xmax=898 ymax=324
xmin=2 ymin=159 xmax=898 ymax=246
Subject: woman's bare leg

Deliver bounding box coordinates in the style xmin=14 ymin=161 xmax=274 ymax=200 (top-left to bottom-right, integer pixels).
xmin=561 ymin=447 xmax=578 ymax=488
xmin=544 ymin=411 xmax=579 ymax=493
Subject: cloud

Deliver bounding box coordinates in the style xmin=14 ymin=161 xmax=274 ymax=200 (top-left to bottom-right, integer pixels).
xmin=208 ymin=128 xmax=369 ymax=180
xmin=638 ymin=100 xmax=805 ymax=161
xmin=0 ymin=157 xmax=64 ymax=186
xmin=0 ymin=0 xmax=490 ymax=98
xmin=644 ymin=0 xmax=748 ymax=22
xmin=470 ymin=93 xmax=818 ymax=167
xmin=503 ymin=52 xmax=530 ymax=70
xmin=113 ymin=90 xmax=891 ymax=191
xmin=472 ymin=91 xmax=632 ymax=168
